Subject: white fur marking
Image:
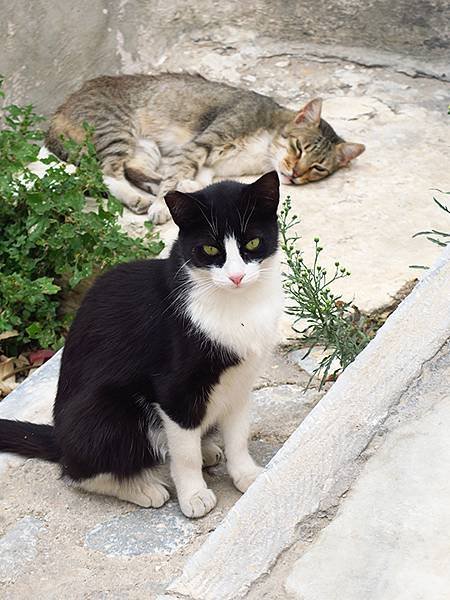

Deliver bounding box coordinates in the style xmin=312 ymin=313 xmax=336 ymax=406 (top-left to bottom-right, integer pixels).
xmin=210 ymin=131 xmax=275 ymax=177
xmin=160 ymin=411 xmax=217 ymax=518
xmin=186 ymin=247 xmax=282 ymax=358
xmin=76 ymin=469 xmax=169 ymax=508
xmin=202 ymin=355 xmax=266 ymax=492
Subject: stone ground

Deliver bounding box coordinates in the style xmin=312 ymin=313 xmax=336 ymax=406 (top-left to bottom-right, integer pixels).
xmin=2 ymin=11 xmax=450 ymax=600
xmin=248 ymin=341 xmax=450 ymax=600
xmin=0 ymin=350 xmax=322 ymax=599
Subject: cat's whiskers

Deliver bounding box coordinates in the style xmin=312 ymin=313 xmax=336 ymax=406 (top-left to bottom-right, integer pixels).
xmin=165 ymin=277 xmax=219 ymax=320
xmin=242 ymin=202 xmax=256 ymax=234
xmin=237 ymin=204 xmax=247 ymax=233
xmin=162 ymin=279 xmax=194 ymax=316
xmin=173 ymin=258 xmax=192 ymax=280
xmin=161 ymin=260 xmax=199 ymax=312
xmin=195 ymin=200 xmax=218 ymax=238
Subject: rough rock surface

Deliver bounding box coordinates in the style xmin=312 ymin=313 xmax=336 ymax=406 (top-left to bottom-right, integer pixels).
xmin=2 ymin=0 xmax=449 ymax=114
xmin=251 ymin=341 xmax=450 ymax=600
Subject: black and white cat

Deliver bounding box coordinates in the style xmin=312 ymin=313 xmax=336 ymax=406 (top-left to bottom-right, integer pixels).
xmin=0 ymin=172 xmax=282 ymax=518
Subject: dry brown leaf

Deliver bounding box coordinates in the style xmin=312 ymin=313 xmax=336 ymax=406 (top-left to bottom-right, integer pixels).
xmin=0 ymin=357 xmax=14 ymax=381
xmin=0 ymin=330 xmax=19 ymax=341
xmin=15 ymin=354 xmax=30 ymax=368
xmin=0 ymin=380 xmax=18 ymax=397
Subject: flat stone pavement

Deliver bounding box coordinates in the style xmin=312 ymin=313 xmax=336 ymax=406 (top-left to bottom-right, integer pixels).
xmin=248 ymin=340 xmax=450 ymax=600
xmin=0 ymin=349 xmax=323 ymax=599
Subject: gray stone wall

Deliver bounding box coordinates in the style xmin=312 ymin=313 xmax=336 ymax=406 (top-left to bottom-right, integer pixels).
xmin=2 ymin=0 xmax=449 ymax=116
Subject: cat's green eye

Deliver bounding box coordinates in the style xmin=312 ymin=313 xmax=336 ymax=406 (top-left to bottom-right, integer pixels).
xmin=245 ymin=238 xmax=260 ymax=251
xmin=202 ymin=244 xmax=219 ymax=256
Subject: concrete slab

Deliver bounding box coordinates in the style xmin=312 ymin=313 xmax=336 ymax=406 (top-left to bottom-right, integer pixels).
xmin=284 ymin=343 xmax=450 ymax=600
xmin=0 ymin=517 xmax=46 ymax=584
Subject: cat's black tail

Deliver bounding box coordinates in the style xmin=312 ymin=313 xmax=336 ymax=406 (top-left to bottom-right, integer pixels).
xmin=0 ymin=419 xmax=61 ymax=462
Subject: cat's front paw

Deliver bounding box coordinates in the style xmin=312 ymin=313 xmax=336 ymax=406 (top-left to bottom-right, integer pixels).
xmin=232 ymin=466 xmax=265 ymax=493
xmin=126 ymin=194 xmax=153 ymax=214
xmin=177 ymin=179 xmax=202 ymax=193
xmin=147 ymin=201 xmax=172 ymax=224
xmin=179 ymin=488 xmax=217 ymax=518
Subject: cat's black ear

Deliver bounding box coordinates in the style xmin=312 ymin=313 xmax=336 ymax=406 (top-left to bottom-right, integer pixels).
xmin=295 ymin=98 xmax=322 ymax=125
xmin=246 ymin=171 xmax=280 ymax=216
xmin=165 ymin=191 xmax=200 ymax=228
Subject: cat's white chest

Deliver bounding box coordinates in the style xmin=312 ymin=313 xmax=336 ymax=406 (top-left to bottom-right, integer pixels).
xmin=186 ymin=267 xmax=283 ymax=359
xmin=210 ymin=131 xmax=275 ymax=177
xmin=201 ymin=353 xmax=264 ymax=431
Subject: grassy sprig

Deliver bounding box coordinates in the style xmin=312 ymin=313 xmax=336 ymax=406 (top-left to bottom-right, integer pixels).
xmin=279 ymin=196 xmax=372 ymax=388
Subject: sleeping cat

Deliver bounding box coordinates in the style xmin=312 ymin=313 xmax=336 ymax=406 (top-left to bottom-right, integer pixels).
xmin=0 ymin=172 xmax=282 ymax=518
xmin=45 ymin=73 xmax=365 ymax=224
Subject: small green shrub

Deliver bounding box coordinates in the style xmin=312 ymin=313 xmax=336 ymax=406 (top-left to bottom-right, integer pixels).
xmin=413 ymin=191 xmax=450 ymax=249
xmin=0 ymin=78 xmax=163 ymax=354
xmin=279 ymin=196 xmax=372 ymax=387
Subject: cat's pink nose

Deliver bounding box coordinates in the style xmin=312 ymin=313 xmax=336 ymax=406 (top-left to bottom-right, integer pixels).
xmin=229 ymin=273 xmax=244 ymax=286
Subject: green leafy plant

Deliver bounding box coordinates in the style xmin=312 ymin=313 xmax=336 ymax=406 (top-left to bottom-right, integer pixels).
xmin=413 ymin=191 xmax=450 ymax=249
xmin=279 ymin=196 xmax=372 ymax=387
xmin=0 ymin=78 xmax=164 ymax=354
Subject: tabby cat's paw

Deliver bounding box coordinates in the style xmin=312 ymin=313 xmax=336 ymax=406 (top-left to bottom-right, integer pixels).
xmin=232 ymin=466 xmax=265 ymax=493
xmin=125 ymin=194 xmax=153 ymax=214
xmin=202 ymin=441 xmax=224 ymax=468
xmin=177 ymin=179 xmax=202 ymax=193
xmin=179 ymin=488 xmax=217 ymax=518
xmin=147 ymin=202 xmax=171 ymax=224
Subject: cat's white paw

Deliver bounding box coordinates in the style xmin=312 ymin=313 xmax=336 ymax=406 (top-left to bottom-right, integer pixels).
xmin=120 ymin=481 xmax=170 ymax=508
xmin=202 ymin=441 xmax=224 ymax=468
xmin=232 ymin=466 xmax=265 ymax=493
xmin=147 ymin=202 xmax=172 ymax=224
xmin=177 ymin=179 xmax=202 ymax=193
xmin=179 ymin=488 xmax=217 ymax=518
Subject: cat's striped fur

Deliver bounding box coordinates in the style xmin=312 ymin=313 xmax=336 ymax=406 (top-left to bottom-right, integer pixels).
xmin=46 ymin=73 xmax=365 ymax=223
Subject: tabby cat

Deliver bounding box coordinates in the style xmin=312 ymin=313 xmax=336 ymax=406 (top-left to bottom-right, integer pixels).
xmin=0 ymin=173 xmax=281 ymax=518
xmin=46 ymin=73 xmax=365 ymax=224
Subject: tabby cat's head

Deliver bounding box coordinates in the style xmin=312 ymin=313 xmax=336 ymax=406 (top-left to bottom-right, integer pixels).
xmin=277 ymin=98 xmax=365 ymax=185
xmin=165 ymin=172 xmax=279 ymax=292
